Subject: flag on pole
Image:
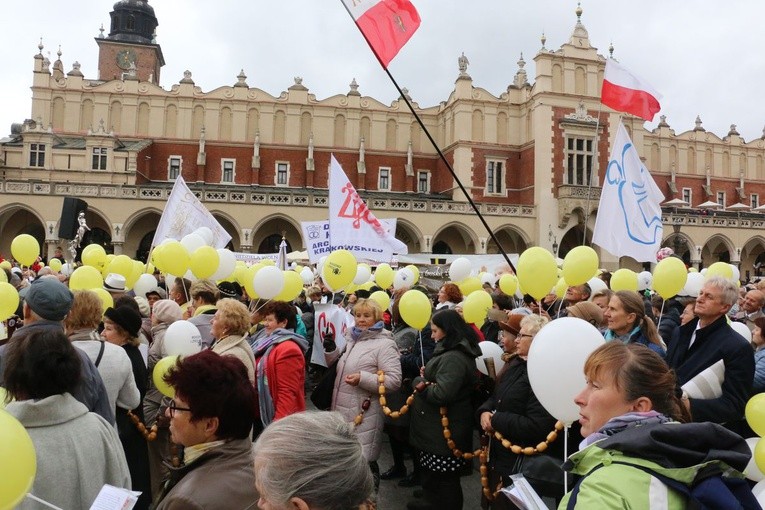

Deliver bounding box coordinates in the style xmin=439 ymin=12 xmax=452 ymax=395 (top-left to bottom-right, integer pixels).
xmin=601 ymin=59 xmax=662 ymax=121
xmin=329 ymin=155 xmax=407 ymax=262
xmin=340 ymin=0 xmax=421 ymax=68
xmin=592 ymin=124 xmax=665 ymax=263
xmin=151 ymin=176 xmax=232 ymax=248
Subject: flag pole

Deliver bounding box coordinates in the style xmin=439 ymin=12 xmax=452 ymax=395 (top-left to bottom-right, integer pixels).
xmin=381 ymin=67 xmax=516 ymax=273
xmin=582 ymin=101 xmax=605 ymax=246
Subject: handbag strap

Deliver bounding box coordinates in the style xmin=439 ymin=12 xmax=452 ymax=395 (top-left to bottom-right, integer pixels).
xmin=94 ymin=341 xmax=106 ymax=368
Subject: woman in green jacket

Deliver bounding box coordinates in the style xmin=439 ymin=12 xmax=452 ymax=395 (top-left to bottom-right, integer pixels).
xmin=408 ymin=309 xmax=481 ymax=510
xmin=560 ymin=342 xmax=754 ymax=509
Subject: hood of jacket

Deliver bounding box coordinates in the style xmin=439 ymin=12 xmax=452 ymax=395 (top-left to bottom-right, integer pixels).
xmin=254 ymin=328 xmax=309 ymax=355
xmin=565 ymin=421 xmax=750 ymax=484
xmin=433 ymin=333 xmax=482 ymax=359
xmin=6 ymin=392 xmax=90 ymax=427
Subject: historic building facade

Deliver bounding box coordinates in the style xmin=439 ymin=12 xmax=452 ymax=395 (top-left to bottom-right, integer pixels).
xmin=2 ymin=1 xmax=765 ymax=276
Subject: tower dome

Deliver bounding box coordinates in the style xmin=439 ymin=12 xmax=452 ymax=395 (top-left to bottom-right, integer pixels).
xmin=108 ymin=0 xmax=158 ymax=44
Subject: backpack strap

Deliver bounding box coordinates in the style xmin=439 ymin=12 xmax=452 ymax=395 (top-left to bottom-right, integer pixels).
xmin=94 ymin=340 xmax=106 ymax=368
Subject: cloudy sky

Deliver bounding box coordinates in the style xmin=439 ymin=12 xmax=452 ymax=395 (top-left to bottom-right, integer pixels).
xmin=1 ymin=1 xmax=763 ymax=142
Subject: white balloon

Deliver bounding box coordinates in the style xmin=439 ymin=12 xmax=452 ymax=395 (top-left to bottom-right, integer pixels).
xmin=210 ymin=249 xmax=236 ymax=281
xmin=476 ymin=341 xmax=505 ymax=376
xmin=754 ymin=479 xmax=765 ymax=505
xmin=527 ymin=317 xmax=605 ymax=424
xmin=745 ymin=438 xmax=765 ymax=482
xmin=164 ymin=320 xmax=203 ymax=356
xmin=134 ymin=273 xmax=158 ymax=298
xmin=300 ymin=267 xmax=314 ymax=285
xmin=637 ymin=271 xmax=653 ymax=291
xmin=193 ymin=227 xmax=214 ymax=246
xmin=181 ymin=233 xmax=206 ymax=254
xmin=317 ymin=256 xmax=328 ymax=282
xmin=679 ymin=272 xmax=705 ymax=297
xmin=61 ymin=263 xmax=75 ymax=277
xmin=252 ymin=266 xmax=285 ymax=300
xmin=700 ymin=268 xmax=708 ymax=276
xmin=393 ymin=268 xmax=415 ymax=290
xmin=480 ymin=272 xmax=496 ymax=288
xmin=587 ymin=277 xmax=608 ymax=298
xmin=353 ymin=264 xmax=372 ymax=285
xmin=730 ymin=264 xmax=741 ymax=283
xmin=183 ymin=269 xmax=198 ymax=283
xmin=731 ymin=321 xmax=753 ymax=343
xmin=449 ymin=257 xmax=472 ymax=282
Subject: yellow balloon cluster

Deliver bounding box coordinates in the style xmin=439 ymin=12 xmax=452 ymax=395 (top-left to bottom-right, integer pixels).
xmin=516 ymin=247 xmax=557 ymax=300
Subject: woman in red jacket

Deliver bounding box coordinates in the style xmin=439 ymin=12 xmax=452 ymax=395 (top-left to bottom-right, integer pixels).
xmin=250 ymin=300 xmax=310 ymax=438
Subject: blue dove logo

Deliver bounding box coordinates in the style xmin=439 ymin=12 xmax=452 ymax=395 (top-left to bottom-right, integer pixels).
xmin=605 ymin=143 xmax=662 ymax=245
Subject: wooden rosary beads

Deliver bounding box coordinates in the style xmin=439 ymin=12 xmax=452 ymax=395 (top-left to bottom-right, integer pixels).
xmin=351 ymin=370 xmax=430 ymax=427
xmin=127 ymin=410 xmax=158 ymax=441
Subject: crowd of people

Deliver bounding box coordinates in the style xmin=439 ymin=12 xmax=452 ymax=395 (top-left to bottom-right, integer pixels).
xmin=0 ymin=258 xmax=763 ymax=509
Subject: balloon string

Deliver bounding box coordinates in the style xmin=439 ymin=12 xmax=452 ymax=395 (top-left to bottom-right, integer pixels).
xmin=657 ymin=299 xmax=666 ymax=331
xmin=563 ymin=425 xmax=570 ymax=493
xmin=418 ymin=329 xmax=425 ymax=369
xmin=26 ymin=494 xmax=63 ymax=510
xmin=556 ymin=297 xmax=565 ymax=318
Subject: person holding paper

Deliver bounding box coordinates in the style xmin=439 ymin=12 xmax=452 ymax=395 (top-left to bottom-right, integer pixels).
xmin=560 ymin=342 xmax=755 ymax=508
xmin=153 ymin=350 xmax=258 ymax=509
xmin=3 ymin=328 xmax=130 ymax=510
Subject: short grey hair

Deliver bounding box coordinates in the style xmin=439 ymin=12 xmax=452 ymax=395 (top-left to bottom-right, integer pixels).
xmin=520 ymin=314 xmax=548 ymax=336
xmin=703 ymin=276 xmax=738 ymax=307
xmin=253 ymin=411 xmax=374 ymax=509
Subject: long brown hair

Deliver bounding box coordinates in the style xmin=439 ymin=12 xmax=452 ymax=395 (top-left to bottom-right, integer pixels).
xmin=584 ymin=342 xmax=690 ymax=423
xmin=612 ymin=290 xmax=663 ymax=347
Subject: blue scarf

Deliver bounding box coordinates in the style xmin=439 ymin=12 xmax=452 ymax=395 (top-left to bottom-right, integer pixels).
xmin=350 ymin=320 xmax=385 ymax=341
xmin=604 ymin=325 xmax=641 ymax=343
xmin=579 ymin=411 xmax=671 ymax=450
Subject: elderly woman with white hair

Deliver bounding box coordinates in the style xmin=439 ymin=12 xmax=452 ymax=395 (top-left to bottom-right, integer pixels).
xmin=253 ymin=411 xmax=375 ymax=510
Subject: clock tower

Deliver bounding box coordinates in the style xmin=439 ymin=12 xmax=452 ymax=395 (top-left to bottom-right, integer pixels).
xmin=96 ymin=0 xmax=165 ymax=83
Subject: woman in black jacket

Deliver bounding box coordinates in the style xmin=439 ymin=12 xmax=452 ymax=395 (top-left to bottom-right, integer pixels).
xmin=408 ymin=310 xmax=481 ymax=510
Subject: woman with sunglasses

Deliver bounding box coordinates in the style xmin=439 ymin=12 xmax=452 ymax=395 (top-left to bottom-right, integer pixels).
xmin=153 ymin=350 xmax=258 ymax=509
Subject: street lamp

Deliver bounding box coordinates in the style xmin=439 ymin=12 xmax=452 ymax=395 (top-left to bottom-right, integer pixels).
xmin=548 ymin=225 xmax=559 ymax=257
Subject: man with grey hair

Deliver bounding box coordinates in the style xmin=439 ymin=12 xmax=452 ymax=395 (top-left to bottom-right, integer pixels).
xmin=734 ymin=289 xmax=765 ymax=332
xmin=666 ymin=276 xmax=754 ymax=429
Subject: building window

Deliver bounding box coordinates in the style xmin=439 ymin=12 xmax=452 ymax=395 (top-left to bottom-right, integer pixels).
xmin=752 ymin=193 xmax=760 ymax=210
xmin=221 ymin=159 xmax=235 ymax=183
xmin=418 ymin=171 xmax=430 ymax=194
xmin=92 ymin=147 xmax=108 ymax=170
xmin=682 ymin=188 xmax=692 ymax=206
xmin=716 ymin=191 xmax=726 ymax=207
xmin=486 ymin=159 xmax=505 ymax=195
xmin=378 ymin=167 xmax=391 ymax=191
xmin=276 ymin=162 xmax=289 ymax=186
xmin=168 ymin=156 xmax=181 ymax=180
xmin=29 ymin=143 xmax=45 ymax=167
xmin=565 ymin=137 xmax=594 ymax=185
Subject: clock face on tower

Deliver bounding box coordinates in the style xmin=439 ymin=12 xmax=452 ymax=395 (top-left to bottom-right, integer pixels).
xmin=116 ymin=49 xmax=137 ymax=70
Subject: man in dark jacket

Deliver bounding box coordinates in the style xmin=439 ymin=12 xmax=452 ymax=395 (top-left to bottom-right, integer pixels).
xmin=666 ymin=276 xmax=754 ymax=428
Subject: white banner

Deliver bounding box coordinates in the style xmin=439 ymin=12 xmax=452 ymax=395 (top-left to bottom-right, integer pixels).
xmin=310 ymin=303 xmax=353 ymax=367
xmin=592 ymin=124 xmax=665 ymax=262
xmin=328 ymin=155 xmax=408 ymax=262
xmin=151 ymin=176 xmax=232 ymax=248
xmin=301 ymin=218 xmax=398 ymax=264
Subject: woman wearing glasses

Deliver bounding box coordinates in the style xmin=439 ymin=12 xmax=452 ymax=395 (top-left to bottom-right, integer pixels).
xmin=153 ymin=350 xmax=258 ymax=510
xmin=477 ymin=314 xmax=573 ymax=508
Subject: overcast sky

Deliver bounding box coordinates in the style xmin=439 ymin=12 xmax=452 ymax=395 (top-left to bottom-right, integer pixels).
xmin=2 ymin=1 xmax=763 ymax=143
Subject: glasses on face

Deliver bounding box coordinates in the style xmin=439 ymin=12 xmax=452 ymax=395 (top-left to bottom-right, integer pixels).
xmin=168 ymin=399 xmax=192 ymax=417
xmin=518 ymin=333 xmax=534 ymax=339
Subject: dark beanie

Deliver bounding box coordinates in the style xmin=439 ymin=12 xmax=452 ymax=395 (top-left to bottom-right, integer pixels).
xmin=104 ymin=306 xmax=142 ymax=338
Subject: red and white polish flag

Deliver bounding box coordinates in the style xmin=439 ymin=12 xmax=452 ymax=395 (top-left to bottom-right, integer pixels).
xmin=341 ymin=0 xmax=421 ymax=68
xmin=601 ymin=59 xmax=662 ymax=122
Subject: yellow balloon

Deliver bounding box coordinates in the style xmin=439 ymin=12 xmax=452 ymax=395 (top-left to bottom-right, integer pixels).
xmin=48 ymin=258 xmax=63 ymax=272
xmin=610 ymin=268 xmax=638 ymax=292
xmin=0 ymin=409 xmax=37 ymax=510
xmin=688 ymin=267 xmax=698 ymax=273
xmin=706 ymin=261 xmax=733 ymax=280
xmin=226 ymin=264 xmax=247 ymax=284
xmin=82 ymin=244 xmax=107 ymax=269
xmin=162 ymin=241 xmax=191 ymax=277
xmin=152 ymin=355 xmax=179 ymax=398
xmin=457 ymin=276 xmax=482 ymax=296
xmin=126 ymin=260 xmax=144 ymax=290
xmin=746 ymin=393 xmax=765 ymax=437
xmin=11 ymin=234 xmax=39 ymax=266
xmin=0 ymin=271 xmax=6 ymax=284
xmin=273 ymin=270 xmax=303 ymax=302
xmin=0 ymin=283 xmax=20 ymax=321
xmin=0 ymin=261 xmax=10 ymax=271
xmin=190 ymin=246 xmax=220 ymax=279
xmin=405 ymin=265 xmax=420 ymax=285
xmin=107 ymin=254 xmax=133 ymax=277
xmin=462 ymin=290 xmax=493 ymax=325
xmin=90 ymin=288 xmax=114 ymax=314
xmin=101 ymin=254 xmax=116 ymax=278
xmin=261 ymin=259 xmax=275 ymax=266
xmin=498 ymin=273 xmax=518 ymax=296
xmin=150 ymin=245 xmax=165 ymax=272
xmin=399 ymin=289 xmax=431 ymax=330
xmin=517 ymin=247 xmax=558 ymax=300
xmin=322 ymin=250 xmax=357 ymax=292
xmin=69 ymin=266 xmax=105 ymax=290
xmin=652 ymin=257 xmax=688 ymax=299
xmin=554 ymin=277 xmax=569 ymax=298
xmin=374 ymin=263 xmax=394 ymax=289
xmin=243 ymin=264 xmax=263 ymax=299
xmin=369 ymin=290 xmax=391 ymax=311
xmin=562 ymin=246 xmax=599 ymax=286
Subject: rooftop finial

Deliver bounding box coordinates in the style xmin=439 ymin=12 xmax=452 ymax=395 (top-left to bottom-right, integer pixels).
xmin=98 ymin=24 xmax=105 ymax=38
xmin=576 ymin=2 xmax=583 ymax=21
xmin=458 ymin=52 xmax=470 ymax=77
xmin=540 ymin=31 xmax=547 ymax=49
xmin=694 ymin=115 xmax=705 ymax=132
xmin=57 ymin=45 xmax=62 ymax=59
xmin=38 ymin=37 xmax=44 ymax=55
xmin=517 ymin=53 xmax=526 ymax=69
xmin=609 ymin=41 xmax=614 ymax=58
